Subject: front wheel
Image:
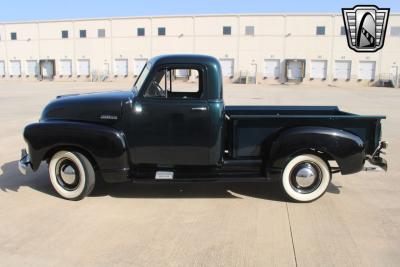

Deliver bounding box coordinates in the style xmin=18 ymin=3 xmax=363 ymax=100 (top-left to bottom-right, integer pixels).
xmin=282 ymin=154 xmax=331 ymax=202
xmin=49 ymin=151 xmax=95 ymax=200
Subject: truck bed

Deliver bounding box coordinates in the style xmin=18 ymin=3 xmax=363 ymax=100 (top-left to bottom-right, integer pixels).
xmin=225 ymin=106 xmax=385 ymax=159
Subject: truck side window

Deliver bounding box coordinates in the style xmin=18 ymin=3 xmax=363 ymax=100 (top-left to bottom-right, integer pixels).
xmin=168 ymin=69 xmax=200 ymax=99
xmin=144 ymin=68 xmax=202 ymax=99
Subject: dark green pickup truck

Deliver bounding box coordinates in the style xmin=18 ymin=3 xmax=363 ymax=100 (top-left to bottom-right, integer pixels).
xmin=19 ymin=54 xmax=387 ymax=202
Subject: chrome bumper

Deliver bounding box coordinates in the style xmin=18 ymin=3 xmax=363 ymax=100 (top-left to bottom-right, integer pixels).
xmin=365 ymin=141 xmax=388 ymax=172
xmin=18 ymin=149 xmax=31 ymax=175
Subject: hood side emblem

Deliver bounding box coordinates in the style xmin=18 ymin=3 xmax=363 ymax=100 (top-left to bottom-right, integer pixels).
xmin=100 ymin=114 xmax=118 ymax=120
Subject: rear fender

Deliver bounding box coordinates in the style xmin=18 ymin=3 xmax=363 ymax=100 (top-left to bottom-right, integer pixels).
xmin=267 ymin=126 xmax=365 ymax=176
xmin=23 ymin=121 xmax=129 ymax=181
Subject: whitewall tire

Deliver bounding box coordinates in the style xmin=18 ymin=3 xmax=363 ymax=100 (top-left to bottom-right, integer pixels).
xmin=282 ymin=154 xmax=331 ymax=202
xmin=49 ymin=151 xmax=95 ymax=200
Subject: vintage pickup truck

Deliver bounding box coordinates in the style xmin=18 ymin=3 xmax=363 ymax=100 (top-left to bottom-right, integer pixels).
xmin=19 ymin=54 xmax=387 ymax=202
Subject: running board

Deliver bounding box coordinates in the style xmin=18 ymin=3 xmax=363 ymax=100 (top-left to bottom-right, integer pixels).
xmin=131 ymin=177 xmax=268 ymax=184
xmin=223 ymin=159 xmax=262 ymax=166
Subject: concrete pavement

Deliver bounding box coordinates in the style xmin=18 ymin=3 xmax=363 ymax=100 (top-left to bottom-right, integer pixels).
xmin=0 ymin=81 xmax=399 ymax=266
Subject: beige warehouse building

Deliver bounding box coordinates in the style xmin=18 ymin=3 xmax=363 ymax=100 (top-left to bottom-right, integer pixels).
xmin=0 ymin=13 xmax=399 ymax=86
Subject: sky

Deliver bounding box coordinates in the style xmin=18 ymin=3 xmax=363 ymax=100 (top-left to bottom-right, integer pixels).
xmin=0 ymin=0 xmax=399 ymax=22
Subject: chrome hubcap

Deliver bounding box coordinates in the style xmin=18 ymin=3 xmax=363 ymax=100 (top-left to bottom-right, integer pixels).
xmin=60 ymin=165 xmax=76 ymax=185
xmin=290 ymin=161 xmax=322 ymax=194
xmin=56 ymin=158 xmax=80 ymax=191
xmin=295 ymin=163 xmax=318 ymax=187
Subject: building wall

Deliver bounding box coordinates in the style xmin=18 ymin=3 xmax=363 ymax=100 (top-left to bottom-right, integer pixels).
xmin=0 ymin=13 xmax=399 ymax=85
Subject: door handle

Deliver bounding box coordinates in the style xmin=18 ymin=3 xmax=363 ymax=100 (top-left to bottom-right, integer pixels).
xmin=191 ymin=107 xmax=207 ymax=111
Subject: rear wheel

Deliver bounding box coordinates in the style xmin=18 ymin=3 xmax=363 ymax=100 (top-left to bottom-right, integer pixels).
xmin=49 ymin=151 xmax=95 ymax=200
xmin=282 ymin=154 xmax=331 ymax=202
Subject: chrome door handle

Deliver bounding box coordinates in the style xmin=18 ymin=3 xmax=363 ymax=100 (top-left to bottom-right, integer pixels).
xmin=191 ymin=107 xmax=207 ymax=111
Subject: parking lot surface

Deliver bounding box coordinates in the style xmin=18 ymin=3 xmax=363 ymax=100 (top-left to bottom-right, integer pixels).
xmin=0 ymin=81 xmax=399 ymax=266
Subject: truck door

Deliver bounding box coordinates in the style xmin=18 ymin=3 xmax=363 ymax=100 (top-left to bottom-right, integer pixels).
xmin=132 ymin=66 xmax=210 ymax=166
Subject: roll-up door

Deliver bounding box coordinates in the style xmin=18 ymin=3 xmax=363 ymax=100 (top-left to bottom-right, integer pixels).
xmin=358 ymin=61 xmax=376 ymax=80
xmin=0 ymin=61 xmax=5 ymax=76
xmin=175 ymin=69 xmax=190 ymax=78
xmin=115 ymin=59 xmax=128 ymax=76
xmin=60 ymin=60 xmax=72 ymax=76
xmin=134 ymin=59 xmax=147 ymax=76
xmin=10 ymin=60 xmax=21 ymax=76
xmin=78 ymin=59 xmax=90 ymax=76
xmin=264 ymin=59 xmax=280 ymax=78
xmin=310 ymin=60 xmax=328 ymax=79
xmin=334 ymin=60 xmax=351 ymax=80
xmin=26 ymin=60 xmax=38 ymax=76
xmin=219 ymin=59 xmax=234 ymax=77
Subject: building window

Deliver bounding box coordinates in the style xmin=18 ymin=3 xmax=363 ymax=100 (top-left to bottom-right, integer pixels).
xmin=245 ymin=26 xmax=255 ymax=36
xmin=137 ymin=28 xmax=145 ymax=36
xmin=158 ymin=27 xmax=166 ymax=36
xmin=98 ymin=29 xmax=105 ymax=38
xmin=223 ymin=26 xmax=231 ymax=36
xmin=391 ymin=26 xmax=400 ymax=36
xmin=10 ymin=32 xmax=17 ymax=40
xmin=61 ymin=30 xmax=69 ymax=39
xmin=80 ymin=30 xmax=87 ymax=38
xmin=340 ymin=26 xmax=346 ymax=36
xmin=316 ymin=26 xmax=325 ymax=35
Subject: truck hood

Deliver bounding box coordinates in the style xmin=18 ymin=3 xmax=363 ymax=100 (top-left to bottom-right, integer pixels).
xmin=41 ymin=90 xmax=135 ymax=124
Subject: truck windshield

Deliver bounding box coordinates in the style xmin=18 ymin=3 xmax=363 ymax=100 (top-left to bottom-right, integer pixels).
xmin=133 ymin=65 xmax=150 ymax=92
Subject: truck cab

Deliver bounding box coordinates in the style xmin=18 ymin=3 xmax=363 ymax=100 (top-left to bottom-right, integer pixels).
xmin=128 ymin=55 xmax=224 ymax=167
xmin=19 ymin=54 xmax=387 ymax=202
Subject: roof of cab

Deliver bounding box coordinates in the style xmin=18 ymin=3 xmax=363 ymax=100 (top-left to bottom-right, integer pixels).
xmin=148 ymin=54 xmax=220 ymax=67
xmin=146 ymin=54 xmax=223 ymax=100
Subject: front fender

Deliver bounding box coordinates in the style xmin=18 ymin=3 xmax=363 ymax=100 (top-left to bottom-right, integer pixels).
xmin=23 ymin=121 xmax=129 ymax=176
xmin=268 ymin=126 xmax=365 ymax=175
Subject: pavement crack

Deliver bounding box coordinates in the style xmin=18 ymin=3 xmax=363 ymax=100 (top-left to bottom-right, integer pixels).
xmin=286 ymin=202 xmax=298 ymax=267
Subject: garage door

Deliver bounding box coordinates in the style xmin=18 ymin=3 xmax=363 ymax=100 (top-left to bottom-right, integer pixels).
xmin=115 ymin=59 xmax=128 ymax=76
xmin=103 ymin=63 xmax=110 ymax=76
xmin=287 ymin=61 xmax=303 ymax=79
xmin=390 ymin=66 xmax=398 ymax=87
xmin=0 ymin=61 xmax=5 ymax=76
xmin=334 ymin=60 xmax=351 ymax=80
xmin=10 ymin=60 xmax=21 ymax=76
xmin=175 ymin=69 xmax=190 ymax=78
xmin=220 ymin=59 xmax=234 ymax=77
xmin=358 ymin=61 xmax=376 ymax=80
xmin=264 ymin=59 xmax=280 ymax=78
xmin=26 ymin=60 xmax=38 ymax=76
xmin=78 ymin=59 xmax=90 ymax=76
xmin=60 ymin=60 xmax=72 ymax=76
xmin=134 ymin=59 xmax=147 ymax=76
xmin=310 ymin=60 xmax=327 ymax=79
